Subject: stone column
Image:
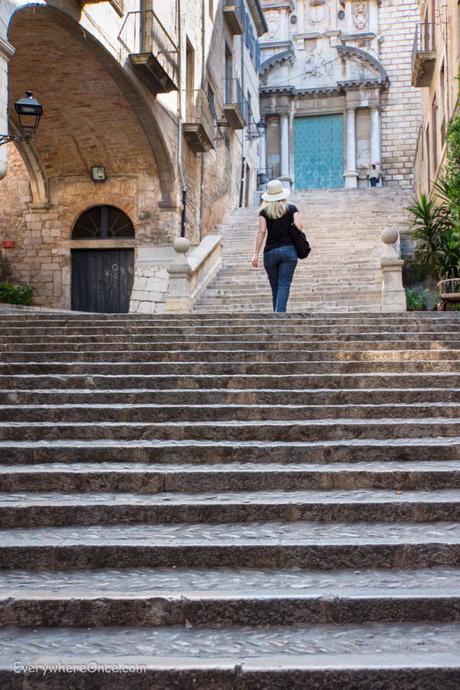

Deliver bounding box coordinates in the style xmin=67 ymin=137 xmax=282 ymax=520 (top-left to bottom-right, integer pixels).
xmin=344 ymin=107 xmax=358 ymax=189
xmin=370 ymin=106 xmax=381 ymax=166
xmin=0 ymin=37 xmax=16 ymax=179
xmin=280 ymin=113 xmax=290 ymax=183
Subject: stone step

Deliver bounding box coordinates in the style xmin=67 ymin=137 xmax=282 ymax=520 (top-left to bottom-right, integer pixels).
xmin=1 ymin=372 xmax=458 ymax=390
xmin=0 ymin=566 xmax=459 ymax=627
xmin=1 ymin=418 xmax=460 ymax=442
xmin=1 ymin=402 xmax=460 ymax=423
xmin=1 ymin=386 xmax=458 ymax=406
xmin=2 ymin=623 xmax=460 ymax=689
xmin=2 ymin=438 xmax=458 ymax=466
xmin=0 ymin=461 xmax=458 ymax=492
xmin=1 ymin=488 xmax=460 ymax=527
xmin=4 ymin=349 xmax=460 ymax=363
xmin=2 ymin=361 xmax=460 ymax=376
xmin=0 ymin=521 xmax=459 ymax=570
xmin=4 ymin=340 xmax=460 ymax=351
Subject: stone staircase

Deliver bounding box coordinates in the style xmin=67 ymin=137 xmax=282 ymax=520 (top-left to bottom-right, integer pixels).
xmin=0 ymin=309 xmax=460 ymax=688
xmin=195 ymin=188 xmax=412 ymax=313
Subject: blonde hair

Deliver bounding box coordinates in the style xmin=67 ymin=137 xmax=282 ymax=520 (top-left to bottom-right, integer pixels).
xmin=259 ymin=199 xmax=289 ymax=220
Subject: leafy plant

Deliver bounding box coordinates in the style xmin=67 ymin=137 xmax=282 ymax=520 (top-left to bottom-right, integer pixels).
xmin=407 ymin=100 xmax=460 ymax=283
xmin=0 ymin=282 xmax=33 ymax=305
xmin=406 ymin=287 xmax=437 ymax=311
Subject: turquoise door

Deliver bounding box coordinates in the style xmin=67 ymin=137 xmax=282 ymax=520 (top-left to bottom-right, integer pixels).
xmin=294 ymin=114 xmax=344 ymax=189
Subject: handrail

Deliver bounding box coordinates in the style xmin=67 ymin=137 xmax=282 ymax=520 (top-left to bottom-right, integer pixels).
xmin=412 ymin=22 xmax=435 ymax=71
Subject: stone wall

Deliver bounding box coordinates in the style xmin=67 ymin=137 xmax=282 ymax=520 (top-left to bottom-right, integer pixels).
xmin=379 ymin=0 xmax=422 ymax=187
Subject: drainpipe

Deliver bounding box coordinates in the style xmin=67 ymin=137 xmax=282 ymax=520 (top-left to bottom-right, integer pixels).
xmin=239 ymin=155 xmax=246 ymax=207
xmin=198 ymin=0 xmax=206 ymax=241
xmin=239 ymin=1 xmax=246 ymax=207
xmin=176 ymin=0 xmax=187 ymax=238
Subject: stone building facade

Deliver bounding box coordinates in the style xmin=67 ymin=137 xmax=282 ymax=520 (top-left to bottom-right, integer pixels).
xmin=0 ymin=0 xmax=266 ymax=311
xmin=258 ymin=0 xmax=421 ymax=190
xmin=412 ymin=0 xmax=460 ymax=196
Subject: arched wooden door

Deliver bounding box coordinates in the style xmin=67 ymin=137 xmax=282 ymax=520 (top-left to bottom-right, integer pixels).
xmin=71 ymin=206 xmax=135 ymax=313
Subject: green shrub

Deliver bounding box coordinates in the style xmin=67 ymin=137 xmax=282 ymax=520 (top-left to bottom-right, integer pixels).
xmin=0 ymin=282 xmax=34 ymax=305
xmin=406 ymin=287 xmax=437 ymax=311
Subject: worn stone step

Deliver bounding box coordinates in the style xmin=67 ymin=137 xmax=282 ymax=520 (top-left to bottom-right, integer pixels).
xmin=1 ymin=386 xmax=459 ymax=406
xmin=2 ymin=322 xmax=460 ymax=336
xmin=3 ymin=361 xmax=460 ymax=376
xmin=1 ymin=461 xmax=458 ymax=492
xmin=1 ymin=623 xmax=460 ymax=689
xmin=1 ymin=566 xmax=460 ymax=627
xmin=2 ymin=418 xmax=460 ymax=442
xmin=2 ymin=402 xmax=460 ymax=423
xmin=5 ymin=349 xmax=460 ymax=363
xmin=4 ymin=341 xmax=460 ymax=353
xmin=2 ymin=438 xmax=458 ymax=466
xmin=0 ymin=521 xmax=459 ymax=570
xmin=0 ymin=372 xmax=458 ymax=390
xmin=1 ymin=489 xmax=460 ymax=527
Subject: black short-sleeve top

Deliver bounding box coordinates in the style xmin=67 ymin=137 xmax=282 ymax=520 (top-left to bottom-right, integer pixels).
xmin=259 ymin=203 xmax=299 ymax=253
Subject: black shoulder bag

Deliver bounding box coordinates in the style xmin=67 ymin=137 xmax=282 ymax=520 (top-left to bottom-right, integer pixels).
xmin=288 ymin=207 xmax=311 ymax=260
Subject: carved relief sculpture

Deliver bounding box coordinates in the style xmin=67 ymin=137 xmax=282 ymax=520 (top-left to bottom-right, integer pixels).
xmin=351 ymin=1 xmax=368 ymax=31
xmin=305 ymin=0 xmax=329 ymax=29
xmin=264 ymin=9 xmax=282 ymax=39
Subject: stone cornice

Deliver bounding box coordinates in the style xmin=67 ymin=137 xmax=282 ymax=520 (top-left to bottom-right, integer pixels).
xmin=246 ymin=0 xmax=269 ymax=36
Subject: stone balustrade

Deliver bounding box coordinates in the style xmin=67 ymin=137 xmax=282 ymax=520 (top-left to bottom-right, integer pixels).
xmin=381 ymin=228 xmax=407 ymax=312
xmin=165 ymin=233 xmax=223 ymax=313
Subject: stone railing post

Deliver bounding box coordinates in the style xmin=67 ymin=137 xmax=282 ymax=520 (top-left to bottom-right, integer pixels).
xmin=165 ymin=237 xmax=192 ymax=313
xmin=381 ymin=228 xmax=406 ymax=312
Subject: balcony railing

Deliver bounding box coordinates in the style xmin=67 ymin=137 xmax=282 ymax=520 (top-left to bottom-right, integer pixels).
xmin=183 ymin=90 xmax=215 ymax=153
xmin=223 ymin=78 xmax=247 ymax=130
xmin=223 ymin=0 xmax=244 ymax=35
xmin=412 ymin=22 xmax=436 ymax=87
xmin=118 ymin=10 xmax=179 ymax=93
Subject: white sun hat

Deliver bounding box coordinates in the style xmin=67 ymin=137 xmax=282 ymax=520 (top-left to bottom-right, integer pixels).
xmin=261 ymin=179 xmax=291 ymax=202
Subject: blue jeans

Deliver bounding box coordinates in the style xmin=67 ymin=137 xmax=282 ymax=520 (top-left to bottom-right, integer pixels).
xmin=263 ymin=245 xmax=298 ymax=313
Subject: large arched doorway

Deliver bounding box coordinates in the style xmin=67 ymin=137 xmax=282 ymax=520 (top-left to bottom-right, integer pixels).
xmin=71 ymin=206 xmax=135 ymax=313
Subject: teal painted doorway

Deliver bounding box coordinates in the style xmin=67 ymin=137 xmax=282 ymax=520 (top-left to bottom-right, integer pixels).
xmin=294 ymin=114 xmax=344 ymax=189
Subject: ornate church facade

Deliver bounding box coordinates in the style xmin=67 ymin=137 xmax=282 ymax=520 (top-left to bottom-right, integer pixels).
xmin=259 ymin=0 xmax=421 ymax=189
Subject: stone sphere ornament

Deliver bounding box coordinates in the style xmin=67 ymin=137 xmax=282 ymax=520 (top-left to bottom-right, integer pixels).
xmin=173 ymin=237 xmax=190 ymax=254
xmin=381 ymin=228 xmax=399 ymax=245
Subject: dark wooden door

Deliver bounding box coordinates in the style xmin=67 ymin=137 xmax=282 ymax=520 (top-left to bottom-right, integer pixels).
xmin=71 ymin=249 xmax=134 ymax=313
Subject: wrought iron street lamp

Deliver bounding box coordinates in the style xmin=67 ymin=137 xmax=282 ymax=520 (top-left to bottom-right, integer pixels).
xmin=0 ymin=91 xmax=43 ymax=146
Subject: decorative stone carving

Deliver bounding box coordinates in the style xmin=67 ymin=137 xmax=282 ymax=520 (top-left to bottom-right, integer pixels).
xmin=305 ymin=0 xmax=329 ymax=29
xmin=265 ymin=9 xmax=282 ymax=39
xmin=351 ymin=1 xmax=368 ymax=31
xmin=304 ymin=47 xmax=334 ymax=79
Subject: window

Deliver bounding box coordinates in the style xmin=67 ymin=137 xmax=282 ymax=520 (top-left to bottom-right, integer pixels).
xmin=425 ymin=125 xmax=431 ymax=180
xmin=72 ymin=206 xmax=135 ymax=240
xmin=186 ymin=39 xmax=195 ymax=120
xmin=207 ymin=84 xmax=217 ymax=119
xmin=440 ymin=62 xmax=446 ymax=146
xmin=432 ymin=94 xmax=438 ymax=172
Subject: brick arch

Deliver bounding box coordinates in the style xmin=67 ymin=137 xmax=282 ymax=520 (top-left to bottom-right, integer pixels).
xmin=7 ymin=4 xmax=176 ymax=206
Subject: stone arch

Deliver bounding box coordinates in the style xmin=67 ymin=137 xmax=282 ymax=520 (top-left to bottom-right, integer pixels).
xmin=7 ymin=3 xmax=176 ymax=207
xmin=8 ymin=118 xmax=50 ymax=206
xmin=336 ymin=45 xmax=390 ymax=86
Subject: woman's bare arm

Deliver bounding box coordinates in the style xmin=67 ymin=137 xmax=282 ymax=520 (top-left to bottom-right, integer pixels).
xmin=293 ymin=211 xmax=303 ymax=230
xmin=252 ymin=216 xmax=267 ymax=268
